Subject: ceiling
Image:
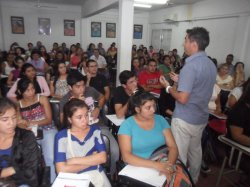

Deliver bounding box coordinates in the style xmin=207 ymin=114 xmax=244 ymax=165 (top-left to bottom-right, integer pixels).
xmin=3 ymin=0 xmax=205 ymax=9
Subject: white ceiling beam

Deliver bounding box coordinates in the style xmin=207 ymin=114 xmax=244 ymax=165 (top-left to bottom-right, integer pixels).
xmin=82 ymin=0 xmax=118 ymax=18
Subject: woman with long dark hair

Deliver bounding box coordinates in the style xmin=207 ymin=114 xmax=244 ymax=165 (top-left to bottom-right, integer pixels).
xmin=7 ymin=63 xmax=50 ymax=101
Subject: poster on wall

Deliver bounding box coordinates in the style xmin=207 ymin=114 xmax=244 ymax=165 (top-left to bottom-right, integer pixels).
xmin=106 ymin=23 xmax=116 ymax=38
xmin=64 ymin=20 xmax=75 ymax=36
xmin=91 ymin=22 xmax=101 ymax=37
xmin=38 ymin=18 xmax=51 ymax=35
xmin=133 ymin=24 xmax=143 ymax=39
xmin=11 ymin=16 xmax=25 ymax=34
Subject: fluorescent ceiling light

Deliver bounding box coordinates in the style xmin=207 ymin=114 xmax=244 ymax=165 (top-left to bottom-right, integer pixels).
xmin=134 ymin=3 xmax=152 ymax=8
xmin=134 ymin=0 xmax=168 ymax=5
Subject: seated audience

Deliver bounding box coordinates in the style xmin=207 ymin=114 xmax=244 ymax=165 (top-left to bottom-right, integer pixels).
xmin=86 ymin=59 xmax=110 ymax=102
xmin=90 ymin=49 xmax=108 ymax=78
xmin=7 ymin=63 xmax=50 ymax=101
xmin=59 ymin=70 xmax=119 ymax=176
xmin=118 ymin=91 xmax=178 ymax=183
xmin=16 ymin=78 xmax=57 ymax=183
xmin=233 ymin=62 xmax=245 ymax=87
xmin=54 ymin=99 xmax=111 ymax=187
xmin=27 ymin=50 xmax=48 ymax=76
xmin=0 ymin=98 xmax=39 ymax=186
xmin=50 ymin=61 xmax=69 ymax=99
xmin=131 ymin=57 xmax=142 ymax=77
xmin=158 ymin=55 xmax=172 ymax=81
xmin=226 ymin=77 xmax=250 ymax=110
xmin=7 ymin=56 xmax=25 ymax=86
xmin=113 ymin=70 xmax=142 ymax=119
xmin=226 ymin=77 xmax=250 ymax=178
xmin=69 ymin=47 xmax=83 ymax=70
xmin=138 ymin=59 xmax=162 ymax=95
xmin=216 ymin=63 xmax=234 ymax=112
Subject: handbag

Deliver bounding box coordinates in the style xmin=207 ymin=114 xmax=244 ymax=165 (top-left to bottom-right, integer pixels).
xmin=67 ymin=129 xmax=104 ymax=187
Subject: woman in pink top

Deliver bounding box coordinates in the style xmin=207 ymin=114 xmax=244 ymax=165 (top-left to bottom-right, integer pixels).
xmin=7 ymin=63 xmax=50 ymax=101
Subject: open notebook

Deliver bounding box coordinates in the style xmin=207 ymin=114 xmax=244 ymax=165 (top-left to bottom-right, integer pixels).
xmin=119 ymin=165 xmax=166 ymax=187
xmin=52 ymin=172 xmax=90 ymax=187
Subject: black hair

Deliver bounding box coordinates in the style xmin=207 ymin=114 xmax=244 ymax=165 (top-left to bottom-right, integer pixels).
xmin=0 ymin=98 xmax=17 ymax=116
xmin=19 ymin=63 xmax=41 ymax=94
xmin=128 ymin=91 xmax=156 ymax=116
xmin=86 ymin=59 xmax=97 ymax=67
xmin=186 ymin=27 xmax=210 ymax=51
xmin=30 ymin=49 xmax=41 ymax=59
xmin=63 ymin=98 xmax=89 ymax=129
xmin=14 ymin=56 xmax=25 ymax=69
xmin=227 ymin=54 xmax=234 ymax=58
xmin=119 ymin=70 xmax=135 ymax=85
xmin=67 ymin=69 xmax=86 ymax=86
xmin=233 ymin=77 xmax=250 ymax=108
xmin=53 ymin=61 xmax=68 ymax=89
xmin=234 ymin=62 xmax=244 ymax=70
xmin=15 ymin=78 xmax=36 ymax=100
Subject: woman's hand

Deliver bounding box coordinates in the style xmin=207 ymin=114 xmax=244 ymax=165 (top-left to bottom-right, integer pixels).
xmin=155 ymin=161 xmax=175 ymax=184
xmin=17 ymin=119 xmax=29 ymax=130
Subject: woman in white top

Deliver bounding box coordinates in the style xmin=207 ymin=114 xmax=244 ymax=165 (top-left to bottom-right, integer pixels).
xmin=216 ymin=63 xmax=234 ymax=90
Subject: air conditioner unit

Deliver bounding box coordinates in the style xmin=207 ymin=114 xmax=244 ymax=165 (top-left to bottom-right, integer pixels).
xmin=163 ymin=13 xmax=178 ymax=22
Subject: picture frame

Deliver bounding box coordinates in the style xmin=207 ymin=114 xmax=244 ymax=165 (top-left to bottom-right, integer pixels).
xmin=133 ymin=24 xmax=143 ymax=39
xmin=38 ymin=18 xmax=51 ymax=35
xmin=11 ymin=16 xmax=24 ymax=34
xmin=64 ymin=20 xmax=75 ymax=36
xmin=91 ymin=22 xmax=101 ymax=37
xmin=106 ymin=23 xmax=116 ymax=38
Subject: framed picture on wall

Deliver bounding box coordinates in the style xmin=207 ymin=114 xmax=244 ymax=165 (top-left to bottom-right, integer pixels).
xmin=106 ymin=23 xmax=116 ymax=38
xmin=91 ymin=22 xmax=101 ymax=37
xmin=133 ymin=24 xmax=143 ymax=39
xmin=38 ymin=18 xmax=51 ymax=35
xmin=64 ymin=20 xmax=75 ymax=36
xmin=11 ymin=16 xmax=24 ymax=34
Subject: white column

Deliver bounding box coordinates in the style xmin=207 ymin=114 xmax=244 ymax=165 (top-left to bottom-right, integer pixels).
xmin=117 ymin=0 xmax=134 ymax=85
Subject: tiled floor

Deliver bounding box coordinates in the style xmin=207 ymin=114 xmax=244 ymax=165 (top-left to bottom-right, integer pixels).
xmin=197 ymin=163 xmax=248 ymax=187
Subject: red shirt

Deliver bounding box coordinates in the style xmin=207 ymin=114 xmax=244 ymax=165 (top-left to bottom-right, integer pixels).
xmin=138 ymin=70 xmax=161 ymax=94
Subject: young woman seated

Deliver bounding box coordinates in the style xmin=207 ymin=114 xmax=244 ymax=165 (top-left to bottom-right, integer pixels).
xmin=0 ymin=98 xmax=39 ymax=186
xmin=7 ymin=56 xmax=25 ymax=87
xmin=118 ymin=91 xmax=178 ymax=183
xmin=226 ymin=77 xmax=250 ymax=180
xmin=50 ymin=61 xmax=69 ymax=99
xmin=15 ymin=78 xmax=57 ymax=183
xmin=7 ymin=63 xmax=50 ymax=101
xmin=54 ymin=98 xmax=111 ymax=187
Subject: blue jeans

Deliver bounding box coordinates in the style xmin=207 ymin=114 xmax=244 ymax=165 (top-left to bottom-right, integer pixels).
xmin=37 ymin=128 xmax=57 ymax=183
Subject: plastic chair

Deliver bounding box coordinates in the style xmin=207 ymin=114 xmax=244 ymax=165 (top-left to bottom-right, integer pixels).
xmin=216 ymin=135 xmax=250 ymax=187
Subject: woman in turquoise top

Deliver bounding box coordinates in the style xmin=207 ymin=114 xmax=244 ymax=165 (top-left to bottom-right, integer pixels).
xmin=118 ymin=91 xmax=178 ymax=181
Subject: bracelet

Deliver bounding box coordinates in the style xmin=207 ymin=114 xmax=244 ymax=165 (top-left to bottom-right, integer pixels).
xmin=166 ymin=86 xmax=172 ymax=93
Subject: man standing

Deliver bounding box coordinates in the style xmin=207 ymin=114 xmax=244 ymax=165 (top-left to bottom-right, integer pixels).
xmin=160 ymin=27 xmax=217 ymax=183
xmin=225 ymin=54 xmax=234 ymax=75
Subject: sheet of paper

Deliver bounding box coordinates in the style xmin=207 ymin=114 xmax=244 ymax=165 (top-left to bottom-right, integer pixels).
xmin=119 ymin=165 xmax=166 ymax=187
xmin=52 ymin=172 xmax=90 ymax=187
xmin=106 ymin=114 xmax=125 ymax=126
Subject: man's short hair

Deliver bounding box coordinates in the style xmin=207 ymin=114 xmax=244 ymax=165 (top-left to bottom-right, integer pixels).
xmin=67 ymin=70 xmax=86 ymax=86
xmin=119 ymin=70 xmax=135 ymax=85
xmin=227 ymin=54 xmax=234 ymax=59
xmin=86 ymin=59 xmax=97 ymax=67
xmin=186 ymin=27 xmax=210 ymax=51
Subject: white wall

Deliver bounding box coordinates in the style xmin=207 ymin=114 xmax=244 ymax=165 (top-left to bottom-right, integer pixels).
xmin=0 ymin=0 xmax=81 ymax=51
xmin=149 ymin=0 xmax=250 ymax=77
xmin=0 ymin=1 xmax=149 ymax=52
xmin=81 ymin=9 xmax=150 ymax=50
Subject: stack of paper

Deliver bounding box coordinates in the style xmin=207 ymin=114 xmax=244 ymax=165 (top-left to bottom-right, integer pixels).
xmin=119 ymin=165 xmax=166 ymax=187
xmin=52 ymin=172 xmax=90 ymax=187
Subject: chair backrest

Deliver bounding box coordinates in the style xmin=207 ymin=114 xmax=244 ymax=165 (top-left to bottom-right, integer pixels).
xmin=50 ymin=101 xmax=61 ymax=130
xmin=101 ymin=134 xmax=111 ymax=175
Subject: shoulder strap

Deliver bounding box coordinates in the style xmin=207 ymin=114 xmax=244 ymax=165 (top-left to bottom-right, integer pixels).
xmin=67 ymin=129 xmax=75 ymax=157
xmin=37 ymin=94 xmax=40 ymax=102
xmin=19 ymin=100 xmax=23 ymax=108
